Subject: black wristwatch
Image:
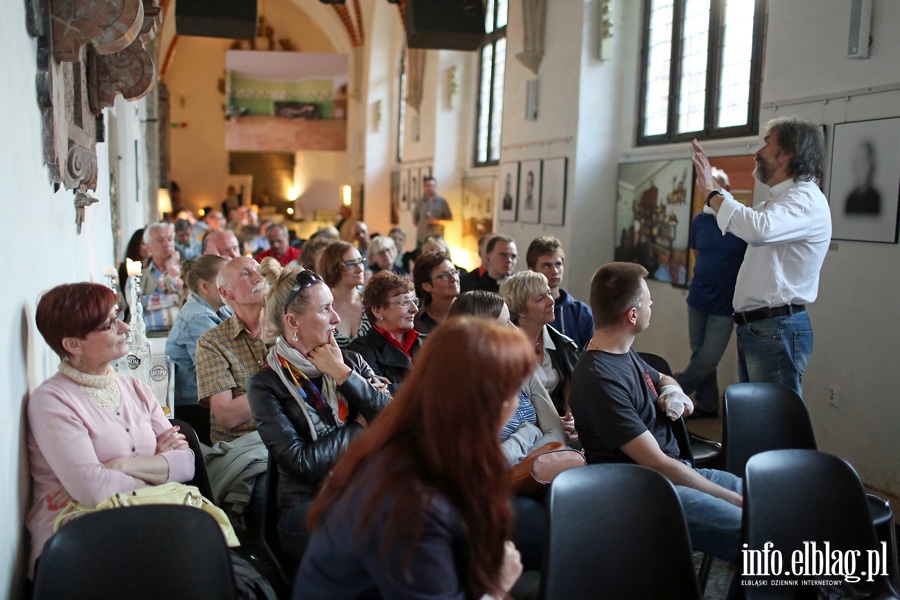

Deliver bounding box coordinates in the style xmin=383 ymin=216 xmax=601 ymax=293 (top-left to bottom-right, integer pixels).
xmin=706 ymin=189 xmax=724 ymax=207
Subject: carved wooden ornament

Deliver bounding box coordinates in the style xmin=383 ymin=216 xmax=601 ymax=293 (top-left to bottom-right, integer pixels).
xmin=26 ymin=0 xmax=161 ymax=233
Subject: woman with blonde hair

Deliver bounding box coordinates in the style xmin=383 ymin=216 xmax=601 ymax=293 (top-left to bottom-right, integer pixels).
xmin=166 ymin=255 xmax=231 ymax=441
xmin=365 ymin=235 xmax=408 ymax=278
xmin=247 ymin=258 xmax=389 ymax=566
xmin=500 ymin=271 xmax=580 ymax=443
xmin=318 ymin=241 xmax=369 ymax=347
xmin=297 ymin=318 xmax=528 ymax=599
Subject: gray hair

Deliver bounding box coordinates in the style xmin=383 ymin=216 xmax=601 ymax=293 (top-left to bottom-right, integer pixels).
xmin=368 ymin=235 xmax=397 ymax=257
xmin=143 ymin=222 xmax=174 ymax=244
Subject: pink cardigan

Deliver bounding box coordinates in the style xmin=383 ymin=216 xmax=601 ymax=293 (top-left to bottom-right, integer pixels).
xmin=26 ymin=372 xmax=195 ymax=575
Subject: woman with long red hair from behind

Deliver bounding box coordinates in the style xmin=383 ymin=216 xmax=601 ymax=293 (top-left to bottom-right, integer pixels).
xmin=296 ymin=317 xmax=531 ymax=599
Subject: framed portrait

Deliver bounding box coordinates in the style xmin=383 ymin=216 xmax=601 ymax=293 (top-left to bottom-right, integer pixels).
xmin=518 ymin=160 xmax=542 ymax=223
xmin=390 ymin=170 xmax=400 ymax=224
xmin=686 ymin=155 xmax=756 ymax=284
xmin=498 ymin=162 xmax=519 ymax=222
xmin=541 ymin=158 xmax=567 ymax=226
xmin=399 ymin=168 xmax=409 ymax=211
xmin=462 ymin=175 xmax=496 ymax=255
xmin=614 ymin=159 xmax=693 ymax=286
xmin=828 ymin=117 xmax=900 ymax=243
xmin=408 ymin=168 xmax=420 ymax=211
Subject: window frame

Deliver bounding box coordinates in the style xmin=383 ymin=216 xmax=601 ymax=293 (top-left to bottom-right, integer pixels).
xmin=636 ymin=0 xmax=767 ymax=146
xmin=473 ymin=1 xmax=507 ymax=167
xmin=396 ymin=47 xmax=406 ymax=164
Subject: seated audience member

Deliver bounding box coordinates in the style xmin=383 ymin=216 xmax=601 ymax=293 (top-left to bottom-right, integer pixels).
xmin=299 ymin=237 xmax=331 ymax=274
xmin=195 ymin=256 xmax=269 ymax=530
xmin=526 ymin=236 xmax=594 ymax=351
xmin=458 ymin=231 xmax=497 ymax=292
xmin=349 ymin=272 xmax=423 ymax=394
xmin=350 ymin=220 xmax=371 ymax=261
xmin=255 ymin=223 xmax=300 ymax=268
xmin=118 ymin=227 xmax=149 ymax=320
xmin=248 ymin=263 xmax=389 ymax=566
xmin=165 ymin=256 xmax=232 ymax=444
xmin=448 ymin=291 xmax=563 ymax=571
xmin=388 ymin=227 xmax=408 ymax=270
xmin=501 ymin=271 xmax=580 ymax=444
xmin=366 ymin=235 xmax=408 ymax=278
xmin=569 ymin=262 xmax=743 ymax=564
xmin=27 ymin=283 xmax=193 ymax=577
xmin=203 ymin=229 xmax=241 ymax=259
xmin=310 ymin=226 xmax=339 ymax=242
xmin=319 ymin=241 xmax=369 ymax=347
xmin=469 ymin=235 xmax=517 ymax=294
xmin=140 ymin=222 xmax=183 ymax=296
xmin=174 ymin=218 xmax=202 ymax=260
xmin=412 ymin=251 xmax=460 ymax=334
xmin=296 ymin=318 xmax=526 ymax=599
xmin=193 ymin=208 xmax=225 ymax=239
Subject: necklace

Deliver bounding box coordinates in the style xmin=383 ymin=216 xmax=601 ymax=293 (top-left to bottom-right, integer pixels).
xmin=586 ymin=340 xmax=604 ymax=352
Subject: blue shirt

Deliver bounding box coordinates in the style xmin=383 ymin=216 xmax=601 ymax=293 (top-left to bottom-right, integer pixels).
xmin=687 ymin=212 xmax=747 ymax=316
xmin=551 ymin=287 xmax=594 ymax=351
xmin=165 ymin=293 xmax=233 ymax=405
xmin=175 ymin=238 xmax=202 ymax=260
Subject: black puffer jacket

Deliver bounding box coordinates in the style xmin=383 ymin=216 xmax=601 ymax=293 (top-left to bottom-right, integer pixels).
xmin=247 ymin=350 xmax=390 ymax=507
xmin=347 ymin=328 xmax=424 ymax=395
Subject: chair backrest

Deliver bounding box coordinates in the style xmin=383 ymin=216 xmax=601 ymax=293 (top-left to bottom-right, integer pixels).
xmin=541 ymin=463 xmax=702 ymax=600
xmin=722 ymin=382 xmax=816 ymax=477
xmin=637 ymin=352 xmax=712 ymax=464
xmin=170 ymin=418 xmax=214 ymax=500
xmin=261 ymin=454 xmax=294 ymax=585
xmin=33 ymin=505 xmax=236 ymax=600
xmin=743 ymin=449 xmax=895 ymax=598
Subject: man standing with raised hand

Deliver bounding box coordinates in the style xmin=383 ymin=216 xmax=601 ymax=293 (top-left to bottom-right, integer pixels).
xmin=692 ymin=116 xmax=831 ymax=397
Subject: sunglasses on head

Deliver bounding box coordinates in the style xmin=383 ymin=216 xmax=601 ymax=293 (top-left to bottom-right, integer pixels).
xmin=284 ymin=270 xmax=321 ymax=313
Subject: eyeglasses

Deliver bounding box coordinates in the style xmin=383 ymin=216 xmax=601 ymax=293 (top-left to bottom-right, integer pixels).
xmin=387 ymin=296 xmax=420 ymax=309
xmin=431 ymin=269 xmax=460 ymax=283
xmin=94 ymin=308 xmax=124 ymax=332
xmin=343 ymin=259 xmax=366 ymax=270
xmin=284 ymin=270 xmax=321 ymax=314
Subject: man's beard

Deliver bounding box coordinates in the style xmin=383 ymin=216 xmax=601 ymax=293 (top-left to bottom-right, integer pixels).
xmin=753 ymin=156 xmax=772 ymax=184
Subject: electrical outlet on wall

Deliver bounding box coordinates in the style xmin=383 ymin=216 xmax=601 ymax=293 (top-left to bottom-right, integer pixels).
xmin=828 ymin=385 xmax=841 ymax=407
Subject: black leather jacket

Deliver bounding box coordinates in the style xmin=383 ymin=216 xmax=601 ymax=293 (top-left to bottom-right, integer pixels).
xmin=347 ymin=328 xmax=424 ymax=395
xmin=247 ymin=350 xmax=390 ymax=507
xmin=546 ymin=325 xmax=580 ymax=416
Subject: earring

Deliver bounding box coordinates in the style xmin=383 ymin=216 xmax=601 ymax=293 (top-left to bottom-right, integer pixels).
xmin=293 ymin=330 xmax=299 ymax=342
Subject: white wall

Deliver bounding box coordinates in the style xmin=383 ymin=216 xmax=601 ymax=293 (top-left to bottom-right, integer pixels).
xmin=0 ymin=2 xmax=154 ymax=595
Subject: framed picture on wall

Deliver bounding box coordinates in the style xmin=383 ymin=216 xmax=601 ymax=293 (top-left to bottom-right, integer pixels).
xmin=541 ymin=158 xmax=567 ymax=226
xmin=614 ymin=159 xmax=693 ymax=286
xmin=498 ymin=162 xmax=519 ymax=222
xmin=400 ymin=168 xmax=409 ymax=211
xmin=408 ymin=169 xmax=420 ymax=211
xmin=518 ymin=160 xmax=542 ymax=223
xmin=390 ymin=170 xmax=400 ymax=225
xmin=828 ymin=117 xmax=900 ymax=243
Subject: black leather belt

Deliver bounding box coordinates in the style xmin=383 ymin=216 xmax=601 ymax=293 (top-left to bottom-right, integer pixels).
xmin=733 ymin=304 xmax=806 ymax=325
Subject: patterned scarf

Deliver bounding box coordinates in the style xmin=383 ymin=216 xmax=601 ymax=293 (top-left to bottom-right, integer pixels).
xmin=267 ymin=337 xmax=348 ymax=440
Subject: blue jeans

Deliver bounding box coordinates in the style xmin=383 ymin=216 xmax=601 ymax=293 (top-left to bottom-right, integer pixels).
xmin=674 ymin=468 xmax=743 ymax=564
xmin=736 ymin=311 xmax=813 ymax=398
xmin=676 ymin=306 xmax=735 ymax=413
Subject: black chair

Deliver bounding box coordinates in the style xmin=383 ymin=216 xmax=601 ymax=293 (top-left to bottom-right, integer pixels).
xmin=637 ymin=352 xmax=723 ymax=470
xmin=170 ymin=418 xmax=214 ymax=500
xmin=723 ymin=382 xmax=898 ymax=590
xmin=541 ymin=463 xmax=702 ymax=600
xmin=638 ymin=351 xmax=720 ymax=592
xmin=33 ymin=505 xmax=236 ymax=600
xmin=260 ymin=454 xmax=296 ymax=587
xmin=743 ymin=449 xmax=898 ymax=599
